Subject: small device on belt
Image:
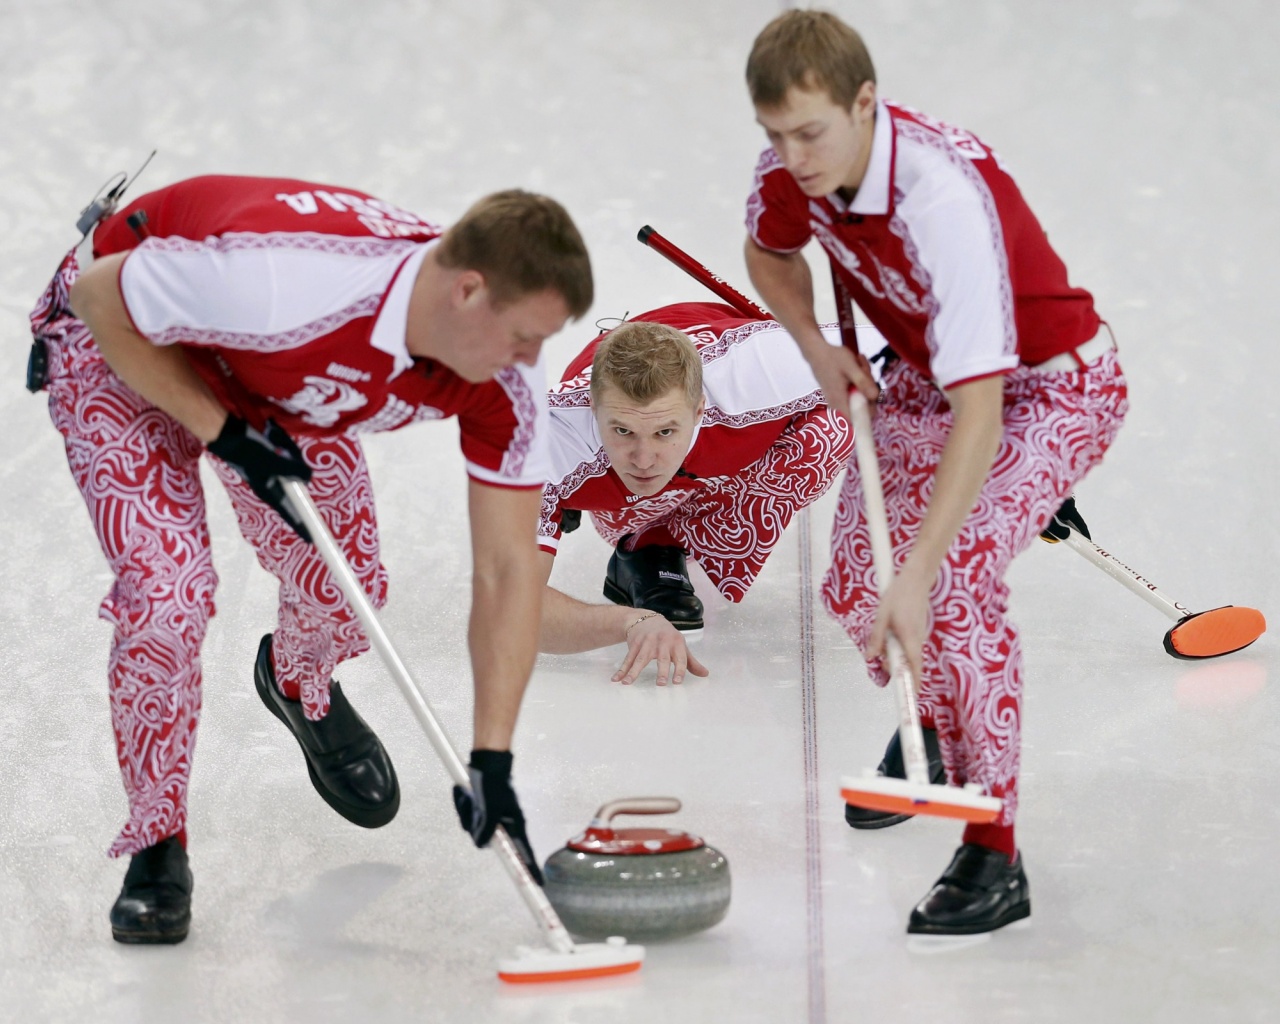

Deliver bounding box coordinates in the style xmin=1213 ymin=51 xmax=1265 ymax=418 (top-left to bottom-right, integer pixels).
xmin=24 ymin=334 xmax=49 ymax=393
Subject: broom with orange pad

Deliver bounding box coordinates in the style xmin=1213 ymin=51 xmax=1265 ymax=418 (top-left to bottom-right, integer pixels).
xmin=1052 ymin=528 xmax=1265 ymax=659
xmin=280 ymin=479 xmax=645 ymax=984
xmin=837 ymin=390 xmax=1003 ymax=825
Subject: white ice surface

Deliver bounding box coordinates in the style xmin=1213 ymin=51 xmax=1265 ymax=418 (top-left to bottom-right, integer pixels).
xmin=2 ymin=2 xmax=1277 ymax=1022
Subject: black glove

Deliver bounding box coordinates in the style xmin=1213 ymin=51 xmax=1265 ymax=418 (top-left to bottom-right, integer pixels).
xmin=452 ymin=749 xmax=543 ymax=885
xmin=207 ymin=415 xmax=313 ymax=542
xmin=1040 ymin=495 xmax=1091 ymax=543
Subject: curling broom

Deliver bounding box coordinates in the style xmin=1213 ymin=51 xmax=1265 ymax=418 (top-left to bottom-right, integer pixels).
xmin=1054 ymin=528 xmax=1265 ymax=659
xmin=280 ymin=479 xmax=645 ymax=984
xmin=824 ymin=266 xmax=1000 ymax=822
xmin=836 ymin=390 xmax=1003 ymax=824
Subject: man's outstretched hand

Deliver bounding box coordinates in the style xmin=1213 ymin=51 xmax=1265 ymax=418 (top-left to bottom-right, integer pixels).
xmin=613 ymin=612 xmax=710 ymax=686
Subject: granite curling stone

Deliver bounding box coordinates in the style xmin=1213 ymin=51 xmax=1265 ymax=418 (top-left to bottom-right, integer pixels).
xmin=543 ymin=797 xmax=731 ymax=941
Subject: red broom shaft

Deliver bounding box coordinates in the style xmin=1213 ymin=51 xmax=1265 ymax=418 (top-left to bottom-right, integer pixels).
xmin=637 ymin=225 xmax=773 ymax=321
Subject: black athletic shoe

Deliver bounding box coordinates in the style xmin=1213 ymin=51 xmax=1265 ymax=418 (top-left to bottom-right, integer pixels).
xmin=844 ymin=727 xmax=945 ymax=829
xmin=110 ymin=836 xmax=192 ymax=944
xmin=907 ymin=843 xmax=1031 ymax=935
xmin=603 ymin=537 xmax=704 ymax=631
xmin=254 ymin=634 xmax=400 ymax=828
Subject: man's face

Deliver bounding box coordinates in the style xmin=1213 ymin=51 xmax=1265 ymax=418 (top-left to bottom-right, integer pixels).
xmin=755 ymin=81 xmax=876 ymax=197
xmin=595 ymin=384 xmax=704 ymax=497
xmin=445 ymin=279 xmax=571 ymax=383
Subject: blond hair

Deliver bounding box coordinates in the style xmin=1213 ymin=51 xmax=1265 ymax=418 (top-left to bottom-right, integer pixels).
xmin=746 ymin=9 xmax=876 ymax=110
xmin=590 ymin=321 xmax=702 ymax=409
xmin=437 ymin=190 xmax=593 ymax=318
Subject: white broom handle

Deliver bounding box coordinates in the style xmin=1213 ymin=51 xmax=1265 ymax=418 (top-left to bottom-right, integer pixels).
xmin=847 ymin=395 xmax=931 ymax=787
xmin=280 ymin=478 xmax=574 ymax=955
xmin=1060 ymin=530 xmax=1191 ymax=621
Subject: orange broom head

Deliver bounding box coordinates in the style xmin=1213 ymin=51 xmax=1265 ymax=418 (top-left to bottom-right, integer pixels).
xmin=497 ymin=939 xmax=645 ymax=984
xmin=1165 ymin=606 xmax=1266 ymax=660
xmin=840 ymin=776 xmax=1002 ymax=825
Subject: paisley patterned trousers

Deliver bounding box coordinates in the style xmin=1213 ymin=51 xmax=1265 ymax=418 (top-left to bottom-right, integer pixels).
xmin=822 ymin=354 xmax=1128 ymax=826
xmin=591 ymin=407 xmax=854 ymax=602
xmin=33 ymin=261 xmax=386 ymax=857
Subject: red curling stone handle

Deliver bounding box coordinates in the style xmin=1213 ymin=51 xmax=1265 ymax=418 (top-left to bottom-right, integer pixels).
xmin=590 ymin=797 xmax=682 ymax=827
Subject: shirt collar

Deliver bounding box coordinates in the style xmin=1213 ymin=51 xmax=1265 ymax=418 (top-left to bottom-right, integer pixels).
xmin=370 ymin=240 xmax=435 ymax=379
xmin=674 ymin=405 xmax=705 ymax=476
xmin=828 ymin=100 xmax=893 ymax=216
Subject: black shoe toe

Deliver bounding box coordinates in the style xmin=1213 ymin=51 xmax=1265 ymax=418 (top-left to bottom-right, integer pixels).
xmin=603 ymin=538 xmax=704 ymax=630
xmin=844 ymin=802 xmax=913 ymax=829
xmin=907 ymin=843 xmax=1031 ymax=935
xmin=254 ymin=634 xmax=400 ymax=828
xmin=110 ymin=836 xmax=192 ymax=944
xmin=845 ymin=727 xmax=944 ymax=829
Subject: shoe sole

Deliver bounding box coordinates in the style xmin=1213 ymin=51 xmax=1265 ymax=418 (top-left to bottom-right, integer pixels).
xmin=906 ymin=900 xmax=1031 ymax=937
xmin=906 ymin=932 xmax=992 ymax=954
xmin=254 ymin=669 xmax=400 ymax=830
xmin=601 ymin=579 xmax=704 ymax=631
xmin=112 ymin=923 xmax=190 ymax=944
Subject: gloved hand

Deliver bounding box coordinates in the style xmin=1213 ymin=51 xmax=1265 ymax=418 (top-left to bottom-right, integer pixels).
xmin=452 ymin=749 xmax=543 ymax=885
xmin=1040 ymin=495 xmax=1091 ymax=543
xmin=207 ymin=415 xmax=313 ymax=542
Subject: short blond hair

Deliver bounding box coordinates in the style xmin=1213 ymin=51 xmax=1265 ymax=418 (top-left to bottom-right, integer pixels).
xmin=437 ymin=189 xmax=593 ymax=318
xmin=747 ymin=9 xmax=876 ymax=110
xmin=590 ymin=321 xmax=702 ymax=409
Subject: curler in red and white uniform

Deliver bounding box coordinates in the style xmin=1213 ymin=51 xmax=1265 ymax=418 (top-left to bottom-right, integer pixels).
xmin=745 ymin=8 xmax=1129 ymax=936
xmin=31 ymin=173 xmax=588 ymax=943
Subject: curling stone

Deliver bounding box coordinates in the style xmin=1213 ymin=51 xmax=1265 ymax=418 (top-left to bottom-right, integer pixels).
xmin=543 ymin=797 xmax=731 ymax=941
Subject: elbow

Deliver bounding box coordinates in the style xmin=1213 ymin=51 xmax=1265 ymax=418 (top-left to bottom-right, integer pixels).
xmin=744 ymin=235 xmax=773 ymax=269
xmin=744 ymin=237 xmax=772 ymax=291
xmin=67 ymin=274 xmax=94 ymax=324
xmin=68 ymin=255 xmax=122 ymax=331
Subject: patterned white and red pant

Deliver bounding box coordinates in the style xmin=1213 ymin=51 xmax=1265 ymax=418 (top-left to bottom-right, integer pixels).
xmin=822 ymin=354 xmax=1128 ymax=826
xmin=590 ymin=408 xmax=853 ymax=602
xmin=34 ymin=261 xmax=386 ymax=858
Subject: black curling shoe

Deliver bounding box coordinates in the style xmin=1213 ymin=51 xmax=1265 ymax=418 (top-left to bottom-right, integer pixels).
xmin=110 ymin=836 xmax=192 ymax=944
xmin=254 ymin=634 xmax=400 ymax=828
xmin=844 ymin=727 xmax=945 ymax=829
xmin=907 ymin=843 xmax=1031 ymax=936
xmin=603 ymin=537 xmax=704 ymax=631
